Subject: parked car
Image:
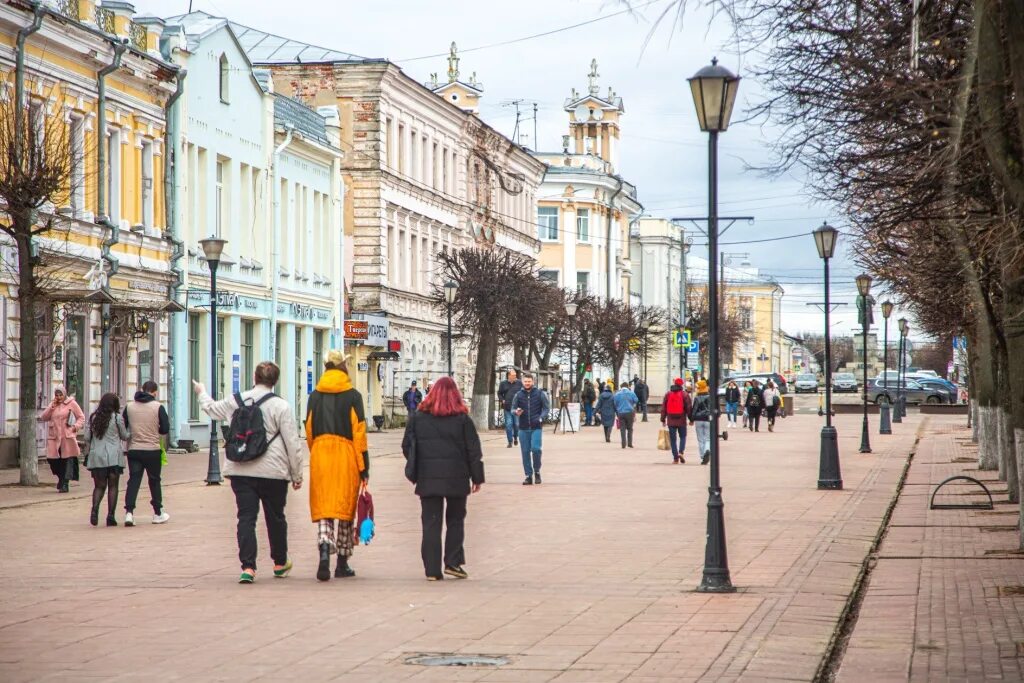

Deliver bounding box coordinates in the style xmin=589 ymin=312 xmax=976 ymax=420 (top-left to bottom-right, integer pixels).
xmin=794 ymin=373 xmax=819 ymax=393
xmin=717 ymin=373 xmax=789 ymax=396
xmin=832 ymin=372 xmax=859 ymax=393
xmin=914 ymin=377 xmax=957 ymax=403
xmin=867 ymin=378 xmax=946 ymax=405
xmin=910 ymin=369 xmax=939 ymax=378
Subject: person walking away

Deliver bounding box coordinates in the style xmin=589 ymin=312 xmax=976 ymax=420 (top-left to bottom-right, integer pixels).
xmin=724 ymin=381 xmax=741 ymax=428
xmin=510 ymin=373 xmax=549 ymax=485
xmin=745 ymin=380 xmax=765 ymax=432
xmin=581 ymin=379 xmax=597 ymax=426
xmin=402 ymin=377 xmax=484 ymax=581
xmin=194 ymin=361 xmax=304 ymax=584
xmin=660 ymin=378 xmax=693 ymax=463
xmin=497 ymin=370 xmax=523 ymax=448
xmin=84 ymin=393 xmax=127 ymax=526
xmin=741 ymin=380 xmax=753 ymax=428
xmin=763 ymin=380 xmax=780 ymax=432
xmin=633 ymin=376 xmax=650 ymax=422
xmin=39 ymin=385 xmax=85 ymax=493
xmin=402 ymin=381 xmax=423 ymax=415
xmin=123 ymin=381 xmax=170 ymax=525
xmin=306 ymin=351 xmax=369 ymax=581
xmin=614 ymin=383 xmax=639 ymax=449
xmin=691 ymin=380 xmax=713 ymax=465
xmin=595 ymin=384 xmax=616 ymax=442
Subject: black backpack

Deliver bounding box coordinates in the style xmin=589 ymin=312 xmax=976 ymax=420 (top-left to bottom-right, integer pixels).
xmin=222 ymin=393 xmax=279 ymax=462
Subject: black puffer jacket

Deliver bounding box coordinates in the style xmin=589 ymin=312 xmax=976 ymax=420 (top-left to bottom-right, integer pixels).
xmin=402 ymin=411 xmax=484 ymax=498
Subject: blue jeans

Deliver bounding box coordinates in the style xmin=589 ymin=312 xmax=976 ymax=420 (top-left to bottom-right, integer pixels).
xmin=503 ymin=409 xmax=519 ymax=444
xmin=583 ymin=403 xmax=595 ymax=425
xmin=695 ymin=421 xmax=711 ymax=458
xmin=668 ymin=425 xmax=687 ymax=459
xmin=518 ymin=428 xmax=542 ymax=477
xmin=725 ymin=401 xmax=739 ymax=423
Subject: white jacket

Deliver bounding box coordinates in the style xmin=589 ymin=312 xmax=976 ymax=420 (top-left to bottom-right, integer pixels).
xmin=763 ymin=388 xmax=779 ymax=408
xmin=198 ymin=385 xmax=305 ymax=483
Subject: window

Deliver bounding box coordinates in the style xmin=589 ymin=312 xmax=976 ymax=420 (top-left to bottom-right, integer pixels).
xmin=294 ymin=329 xmax=303 ymax=418
xmin=65 ymin=316 xmax=86 ymax=410
xmin=106 ymin=129 xmax=121 ymax=222
xmin=314 ymin=329 xmax=324 ymax=375
xmin=537 ymin=206 xmax=559 ymax=241
xmin=141 ymin=140 xmax=154 ymax=227
xmin=274 ymin=323 xmax=283 ymax=367
xmin=410 ymin=130 xmax=419 ymax=181
xmin=397 ymin=124 xmax=406 ymax=174
xmin=741 ymin=358 xmax=751 ymax=374
xmin=576 ymin=208 xmax=590 ymax=242
xmin=441 ymin=147 xmax=449 ymax=193
xmin=421 ymin=135 xmax=429 ymax=184
xmin=576 ymin=271 xmax=590 ymax=295
xmin=188 ymin=313 xmax=201 ymax=419
xmin=219 ymin=53 xmax=229 ymax=103
xmin=136 ymin=322 xmax=157 ymax=390
xmin=432 ymin=141 xmax=439 ymax=189
xmin=539 ymin=270 xmax=559 ymax=285
xmin=385 ymin=117 xmax=394 ymax=168
xmin=241 ymin=320 xmax=254 ymax=387
xmin=215 ymin=159 xmax=225 ymax=237
xmin=69 ymin=116 xmax=85 ymax=217
xmin=739 ymin=306 xmax=752 ymax=330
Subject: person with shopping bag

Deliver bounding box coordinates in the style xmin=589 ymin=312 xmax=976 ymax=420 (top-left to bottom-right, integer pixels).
xmin=39 ymin=384 xmax=86 ymax=493
xmin=660 ymin=378 xmax=692 ymax=464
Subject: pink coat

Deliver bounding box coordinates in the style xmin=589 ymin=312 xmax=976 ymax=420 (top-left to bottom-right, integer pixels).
xmin=39 ymin=398 xmax=85 ymax=458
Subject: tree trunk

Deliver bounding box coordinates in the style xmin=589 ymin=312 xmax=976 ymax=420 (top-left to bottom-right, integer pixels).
xmin=470 ymin=333 xmax=498 ymax=430
xmin=16 ymin=233 xmax=38 ymax=486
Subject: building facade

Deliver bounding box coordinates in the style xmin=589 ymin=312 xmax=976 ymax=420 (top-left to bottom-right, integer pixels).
xmin=230 ymin=28 xmax=544 ymax=420
xmin=161 ymin=12 xmax=343 ymax=444
xmin=0 ymin=0 xmax=180 ymax=458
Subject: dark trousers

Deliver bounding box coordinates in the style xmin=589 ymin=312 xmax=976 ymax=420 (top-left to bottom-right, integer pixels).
xmin=420 ymin=496 xmax=467 ymax=577
xmin=748 ymin=410 xmax=762 ymax=431
xmin=125 ymin=450 xmax=162 ymax=514
xmin=639 ymin=402 xmax=649 ymax=422
xmin=230 ymin=476 xmax=289 ymax=571
xmin=618 ymin=412 xmax=636 ymax=447
xmin=603 ymin=423 xmax=613 ymax=441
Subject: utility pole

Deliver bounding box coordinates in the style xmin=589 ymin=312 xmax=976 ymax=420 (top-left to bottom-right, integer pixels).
xmin=533 ymin=102 xmax=538 ymax=151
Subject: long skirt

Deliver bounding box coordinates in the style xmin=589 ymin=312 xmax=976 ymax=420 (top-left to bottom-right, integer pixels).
xmin=47 ymin=455 xmax=79 ymax=481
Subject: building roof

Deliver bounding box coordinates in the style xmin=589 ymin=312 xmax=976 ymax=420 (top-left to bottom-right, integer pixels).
xmin=273 ymin=94 xmax=333 ymax=148
xmin=228 ymin=18 xmax=371 ymax=64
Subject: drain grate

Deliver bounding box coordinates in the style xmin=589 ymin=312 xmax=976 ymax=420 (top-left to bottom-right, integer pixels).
xmin=998 ymin=585 xmax=1024 ymax=596
xmin=405 ymin=654 xmax=509 ymax=668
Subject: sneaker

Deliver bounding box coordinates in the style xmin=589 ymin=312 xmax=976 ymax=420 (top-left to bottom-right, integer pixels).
xmin=426 ymin=575 xmax=444 ymax=581
xmin=534 ymin=473 xmax=542 ymax=485
xmin=444 ymin=565 xmax=468 ymax=580
xmin=523 ymin=476 xmax=534 ymax=486
xmin=238 ymin=571 xmax=255 ymax=584
xmin=152 ymin=511 xmax=170 ymax=524
xmin=507 ymin=442 xmax=513 ymax=448
xmin=124 ymin=512 xmax=135 ymax=527
xmin=273 ymin=560 xmax=293 ymax=578
xmin=701 ymin=451 xmax=710 ymax=465
xmin=513 ymin=437 xmax=519 ymax=445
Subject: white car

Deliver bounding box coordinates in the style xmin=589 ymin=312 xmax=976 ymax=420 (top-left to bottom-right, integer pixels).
xmin=832 ymin=373 xmax=859 ymax=393
xmin=794 ymin=373 xmax=819 ymax=393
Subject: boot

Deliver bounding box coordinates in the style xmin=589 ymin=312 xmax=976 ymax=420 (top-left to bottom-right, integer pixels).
xmin=316 ymin=542 xmax=331 ymax=582
xmin=90 ymin=506 xmax=99 ymax=527
xmin=335 ymin=554 xmax=355 ymax=578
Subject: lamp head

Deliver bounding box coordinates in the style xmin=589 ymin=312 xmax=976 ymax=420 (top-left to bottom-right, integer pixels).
xmin=688 ymin=57 xmax=741 ymax=133
xmin=565 ymin=302 xmax=578 ymax=317
xmin=812 ymin=222 xmax=838 ymax=259
xmin=199 ymin=236 xmax=227 ymax=263
xmin=855 ymin=273 xmax=872 ymax=296
xmin=443 ymin=280 xmax=459 ymax=304
xmin=898 ymin=317 xmax=908 ymax=334
xmin=881 ymin=300 xmax=894 ymax=319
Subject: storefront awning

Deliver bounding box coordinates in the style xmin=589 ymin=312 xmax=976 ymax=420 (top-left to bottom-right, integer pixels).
xmin=367 ymin=351 xmax=400 ymax=361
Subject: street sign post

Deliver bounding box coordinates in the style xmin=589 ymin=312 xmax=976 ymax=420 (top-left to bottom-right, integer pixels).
xmin=673 ymin=329 xmax=692 ymax=348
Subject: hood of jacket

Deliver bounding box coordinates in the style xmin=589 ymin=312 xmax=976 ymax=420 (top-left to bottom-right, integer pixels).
xmin=315 ymin=369 xmax=353 ymax=394
xmin=669 ymin=385 xmax=682 ymax=393
xmin=133 ymin=391 xmax=156 ymax=403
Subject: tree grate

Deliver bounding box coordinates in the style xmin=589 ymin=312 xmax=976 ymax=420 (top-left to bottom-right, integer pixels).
xmin=405 ymin=654 xmax=510 ymax=667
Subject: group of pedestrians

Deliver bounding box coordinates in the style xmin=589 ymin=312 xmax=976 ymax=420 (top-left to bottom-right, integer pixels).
xmin=722 ymin=378 xmax=783 ymax=433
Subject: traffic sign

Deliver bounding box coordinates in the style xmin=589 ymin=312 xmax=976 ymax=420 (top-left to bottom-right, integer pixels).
xmin=688 ymin=340 xmax=700 ymax=354
xmin=673 ymin=329 xmax=692 ymax=348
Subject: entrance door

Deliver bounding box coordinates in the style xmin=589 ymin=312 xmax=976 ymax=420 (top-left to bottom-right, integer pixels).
xmin=34 ymin=308 xmax=52 ymax=458
xmin=111 ymin=338 xmax=129 ymax=403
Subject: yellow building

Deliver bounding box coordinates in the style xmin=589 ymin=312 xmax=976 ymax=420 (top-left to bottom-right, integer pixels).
xmin=0 ymin=0 xmax=180 ymax=451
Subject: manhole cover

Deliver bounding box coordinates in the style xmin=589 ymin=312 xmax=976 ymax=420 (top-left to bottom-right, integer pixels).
xmin=405 ymin=654 xmax=509 ymax=667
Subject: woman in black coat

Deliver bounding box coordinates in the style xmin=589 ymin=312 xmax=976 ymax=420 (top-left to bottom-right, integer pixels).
xmin=402 ymin=377 xmax=484 ymax=581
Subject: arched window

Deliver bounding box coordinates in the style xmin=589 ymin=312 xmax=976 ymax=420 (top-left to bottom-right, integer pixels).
xmin=219 ymin=53 xmax=229 ymax=104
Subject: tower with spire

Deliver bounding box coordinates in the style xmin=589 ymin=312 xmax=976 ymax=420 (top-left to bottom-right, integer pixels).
xmin=563 ymin=58 xmax=624 ymax=171
xmin=426 ymin=42 xmax=484 ymax=115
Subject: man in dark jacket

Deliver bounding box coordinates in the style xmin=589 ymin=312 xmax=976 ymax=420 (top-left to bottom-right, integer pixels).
xmin=123 ymin=381 xmax=171 ymax=526
xmin=510 ymin=373 xmax=549 ymax=485
xmin=660 ymin=378 xmax=692 ymax=463
xmin=581 ymin=379 xmax=597 ymax=425
xmin=496 ymin=369 xmax=523 ymax=448
xmin=403 ymin=381 xmax=423 ymax=415
xmin=633 ymin=376 xmax=651 ymax=422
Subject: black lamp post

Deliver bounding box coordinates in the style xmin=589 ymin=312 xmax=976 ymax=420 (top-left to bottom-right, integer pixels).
xmin=565 ymin=301 xmax=578 ymax=402
xmin=879 ymin=301 xmax=894 ymax=434
xmin=199 ymin=236 xmax=227 ymax=485
xmin=444 ymin=280 xmax=458 ymax=377
xmin=689 ymin=56 xmax=740 ymax=594
xmin=898 ymin=318 xmax=909 ymax=419
xmin=856 ymin=273 xmax=873 ymax=454
xmin=894 ymin=315 xmax=907 ymax=424
xmin=814 ymin=223 xmax=841 ymax=490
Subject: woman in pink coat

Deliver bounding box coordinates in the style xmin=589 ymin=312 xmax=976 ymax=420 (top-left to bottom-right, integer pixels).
xmin=39 ymin=385 xmax=86 ymax=492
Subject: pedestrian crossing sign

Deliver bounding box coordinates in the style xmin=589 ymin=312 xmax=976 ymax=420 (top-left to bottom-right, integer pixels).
xmin=673 ymin=329 xmax=691 ymax=348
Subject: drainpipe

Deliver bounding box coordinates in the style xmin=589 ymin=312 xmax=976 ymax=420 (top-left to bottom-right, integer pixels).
xmin=164 ymin=69 xmax=186 ymax=444
xmin=97 ymin=41 xmax=127 ymax=393
xmin=606 ymin=176 xmax=624 ymax=301
xmin=270 ymin=124 xmax=295 ymax=358
xmin=15 ymin=4 xmax=44 ymax=145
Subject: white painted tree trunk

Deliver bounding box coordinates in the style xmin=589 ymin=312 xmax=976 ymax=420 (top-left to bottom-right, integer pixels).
xmin=978 ymin=406 xmax=998 ymax=470
xmin=997 ymin=409 xmax=1007 ymax=481
xmin=1003 ymin=408 xmax=1019 ymax=503
xmin=971 ymin=399 xmax=979 ymax=443
xmin=471 ymin=393 xmax=491 ymax=432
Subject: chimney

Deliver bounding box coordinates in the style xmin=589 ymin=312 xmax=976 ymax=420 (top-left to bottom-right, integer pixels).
xmin=318 ymin=105 xmax=342 ymax=147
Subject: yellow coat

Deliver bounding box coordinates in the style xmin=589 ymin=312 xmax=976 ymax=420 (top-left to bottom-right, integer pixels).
xmin=305 ymin=370 xmax=368 ymax=522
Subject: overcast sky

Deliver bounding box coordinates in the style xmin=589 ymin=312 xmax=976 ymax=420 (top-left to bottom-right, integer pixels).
xmin=137 ymin=0 xmax=914 ymax=340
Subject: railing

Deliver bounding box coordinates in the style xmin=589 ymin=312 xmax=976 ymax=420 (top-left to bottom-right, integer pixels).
xmin=95 ymin=6 xmax=114 ymax=34
xmin=129 ymin=22 xmax=147 ymax=51
xmin=56 ymin=0 xmax=80 ymax=20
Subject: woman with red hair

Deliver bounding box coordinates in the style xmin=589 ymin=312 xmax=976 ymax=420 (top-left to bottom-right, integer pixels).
xmin=402 ymin=376 xmax=484 ymax=580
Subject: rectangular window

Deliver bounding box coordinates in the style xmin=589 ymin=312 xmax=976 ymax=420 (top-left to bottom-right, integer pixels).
xmin=538 ymin=270 xmax=559 ymax=285
xmin=314 ymin=329 xmax=324 ymax=376
xmin=69 ymin=116 xmax=85 ymax=217
xmin=294 ymin=329 xmax=303 ymax=418
xmin=411 ymin=233 xmax=419 ymax=289
xmin=422 ymin=136 xmax=429 ymax=185
xmin=241 ymin=320 xmax=254 ymax=388
xmin=397 ymin=124 xmax=406 ymax=174
xmin=441 ymin=146 xmax=448 ymax=193
xmin=275 ymin=323 xmax=283 ymax=367
xmin=576 ymin=208 xmax=590 ymax=242
xmin=387 ymin=225 xmax=395 ymax=286
xmin=188 ymin=313 xmax=201 ymax=420
xmin=410 ymin=129 xmax=419 ymax=181
xmin=740 ymin=307 xmax=752 ymax=330
xmin=137 ymin=322 xmax=157 ymax=390
xmin=141 ymin=140 xmax=154 ymax=227
xmin=107 ymin=129 xmax=121 ymax=223
xmin=741 ymin=358 xmax=751 ymax=374
xmin=215 ymin=159 xmax=225 ymax=238
xmin=385 ymin=117 xmax=394 ymax=168
xmin=576 ymin=271 xmax=590 ymax=295
xmin=65 ymin=316 xmax=87 ymax=410
xmin=537 ymin=206 xmax=559 ymax=241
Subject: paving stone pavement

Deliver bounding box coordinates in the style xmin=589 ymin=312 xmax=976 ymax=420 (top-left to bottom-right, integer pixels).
xmin=0 ymin=411 xmax=922 ymax=682
xmin=836 ymin=417 xmax=1024 ymax=683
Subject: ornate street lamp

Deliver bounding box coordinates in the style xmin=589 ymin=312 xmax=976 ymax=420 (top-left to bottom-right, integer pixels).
xmin=689 ymin=57 xmax=740 ymax=594
xmin=444 ymin=280 xmax=458 ymax=376
xmin=565 ymin=301 xmax=578 ymax=404
xmin=813 ymin=222 xmax=841 ymax=489
xmin=898 ymin=318 xmax=909 ymax=419
xmin=199 ymin=236 xmax=227 ymax=485
xmin=879 ymin=301 xmax=894 ymax=434
xmin=856 ymin=273 xmax=873 ymax=454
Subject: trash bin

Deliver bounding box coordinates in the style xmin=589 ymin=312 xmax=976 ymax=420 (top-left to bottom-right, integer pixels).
xmin=781 ymin=395 xmax=794 ymax=417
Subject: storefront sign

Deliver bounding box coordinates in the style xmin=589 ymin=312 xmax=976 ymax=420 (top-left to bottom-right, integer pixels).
xmin=277 ymin=301 xmax=333 ymax=323
xmin=127 ymin=280 xmax=167 ymax=294
xmin=232 ymin=354 xmax=240 ymax=393
xmin=345 ymin=320 xmax=368 ymax=339
xmin=345 ymin=315 xmax=389 ymax=347
xmin=357 ymin=361 xmax=369 ymax=371
xmin=307 ymin=360 xmax=313 ymax=393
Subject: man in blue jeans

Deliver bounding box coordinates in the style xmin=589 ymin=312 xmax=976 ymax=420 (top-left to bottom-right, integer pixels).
xmin=497 ymin=369 xmax=523 ymax=448
xmin=660 ymin=378 xmax=692 ymax=463
xmin=510 ymin=373 xmax=549 ymax=486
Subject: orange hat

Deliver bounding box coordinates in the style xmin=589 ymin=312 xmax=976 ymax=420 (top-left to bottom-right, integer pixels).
xmin=696 ymin=379 xmax=709 ymax=394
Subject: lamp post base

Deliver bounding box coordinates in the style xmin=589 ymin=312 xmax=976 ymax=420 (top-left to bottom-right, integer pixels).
xmin=859 ymin=415 xmax=872 ymax=453
xmin=892 ymin=397 xmax=903 ymax=423
xmin=818 ymin=425 xmax=842 ymax=490
xmin=206 ymin=423 xmax=223 ymax=485
xmin=879 ymin=402 xmax=892 ymax=434
xmin=697 ymin=486 xmax=736 ymax=593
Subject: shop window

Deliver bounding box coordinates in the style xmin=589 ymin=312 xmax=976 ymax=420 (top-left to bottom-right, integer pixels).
xmin=64 ymin=315 xmax=86 ymax=410
xmin=188 ymin=313 xmax=201 ymax=419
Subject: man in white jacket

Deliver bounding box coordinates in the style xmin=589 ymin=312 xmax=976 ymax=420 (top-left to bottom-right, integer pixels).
xmin=193 ymin=361 xmax=305 ymax=584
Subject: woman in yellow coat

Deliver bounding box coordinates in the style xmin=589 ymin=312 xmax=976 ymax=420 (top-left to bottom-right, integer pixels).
xmin=306 ymin=350 xmax=368 ymax=581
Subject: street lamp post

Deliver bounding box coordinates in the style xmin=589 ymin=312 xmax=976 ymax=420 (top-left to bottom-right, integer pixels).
xmin=856 ymin=273 xmax=873 ymax=454
xmin=898 ymin=318 xmax=909 ymax=419
xmin=879 ymin=301 xmax=894 ymax=434
xmin=199 ymin=236 xmax=227 ymax=486
xmin=565 ymin=302 xmax=578 ymax=402
xmin=814 ymin=223 xmax=841 ymax=490
xmin=689 ymin=57 xmax=740 ymax=594
xmin=444 ymin=280 xmax=458 ymax=377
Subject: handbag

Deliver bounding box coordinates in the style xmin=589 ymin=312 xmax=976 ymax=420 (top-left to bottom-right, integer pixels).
xmin=657 ymin=427 xmax=670 ymax=451
xmin=354 ymin=485 xmax=375 ymax=545
xmin=66 ymin=410 xmax=77 ymax=428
